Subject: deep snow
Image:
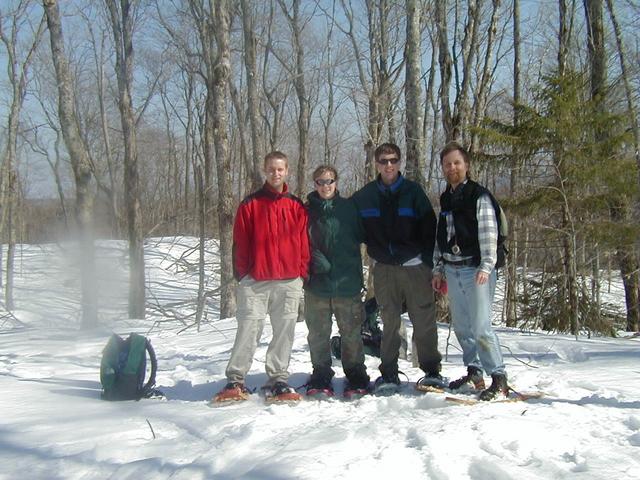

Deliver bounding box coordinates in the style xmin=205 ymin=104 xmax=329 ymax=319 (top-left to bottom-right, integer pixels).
xmin=1 ymin=238 xmax=639 ymax=480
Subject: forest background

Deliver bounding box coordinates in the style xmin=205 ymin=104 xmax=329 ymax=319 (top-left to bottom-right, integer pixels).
xmin=0 ymin=0 xmax=638 ymax=336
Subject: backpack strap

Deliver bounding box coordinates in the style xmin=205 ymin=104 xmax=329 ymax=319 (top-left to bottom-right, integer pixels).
xmin=142 ymin=339 xmax=158 ymax=396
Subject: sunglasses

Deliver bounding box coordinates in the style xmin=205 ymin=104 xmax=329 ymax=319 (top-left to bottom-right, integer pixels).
xmin=315 ymin=178 xmax=336 ymax=186
xmin=376 ymin=157 xmax=400 ymax=165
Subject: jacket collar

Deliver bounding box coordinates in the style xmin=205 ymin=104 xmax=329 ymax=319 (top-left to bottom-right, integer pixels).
xmin=447 ymin=178 xmax=469 ymax=194
xmin=307 ymin=190 xmax=339 ymax=208
xmin=376 ymin=172 xmax=404 ymax=194
xmin=262 ymin=181 xmax=289 ymax=199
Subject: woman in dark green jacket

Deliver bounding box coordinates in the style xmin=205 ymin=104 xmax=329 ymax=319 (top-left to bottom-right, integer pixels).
xmin=304 ymin=165 xmax=370 ymax=399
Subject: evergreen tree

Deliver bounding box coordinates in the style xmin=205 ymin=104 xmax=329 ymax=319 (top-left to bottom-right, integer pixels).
xmin=481 ymin=71 xmax=637 ymax=334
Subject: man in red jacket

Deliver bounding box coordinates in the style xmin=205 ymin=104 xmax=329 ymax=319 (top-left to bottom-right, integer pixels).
xmin=214 ymin=151 xmax=310 ymax=403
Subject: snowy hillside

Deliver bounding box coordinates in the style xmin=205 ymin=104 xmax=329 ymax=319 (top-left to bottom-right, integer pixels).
xmin=1 ymin=238 xmax=639 ymax=480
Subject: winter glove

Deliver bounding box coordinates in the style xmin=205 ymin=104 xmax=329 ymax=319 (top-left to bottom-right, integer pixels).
xmin=311 ymin=251 xmax=332 ymax=274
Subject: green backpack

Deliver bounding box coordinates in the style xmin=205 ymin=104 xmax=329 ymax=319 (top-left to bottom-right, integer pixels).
xmin=100 ymin=333 xmax=158 ymax=401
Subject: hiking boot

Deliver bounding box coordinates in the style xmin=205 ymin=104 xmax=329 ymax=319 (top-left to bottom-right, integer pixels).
xmin=479 ymin=374 xmax=509 ymax=401
xmin=449 ymin=366 xmax=486 ymax=392
xmin=416 ymin=371 xmax=448 ymax=392
xmin=306 ymin=371 xmax=334 ymax=398
xmin=373 ymin=372 xmax=400 ymax=396
xmin=213 ymin=382 xmax=250 ymax=403
xmin=266 ymin=381 xmax=303 ymax=403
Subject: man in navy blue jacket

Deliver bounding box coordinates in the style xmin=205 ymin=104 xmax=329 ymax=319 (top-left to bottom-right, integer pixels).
xmin=352 ymin=143 xmax=442 ymax=395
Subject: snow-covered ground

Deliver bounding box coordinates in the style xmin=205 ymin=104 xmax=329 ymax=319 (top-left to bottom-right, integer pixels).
xmin=1 ymin=238 xmax=639 ymax=480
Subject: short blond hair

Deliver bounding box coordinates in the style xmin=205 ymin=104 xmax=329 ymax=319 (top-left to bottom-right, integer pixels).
xmin=264 ymin=150 xmax=288 ymax=167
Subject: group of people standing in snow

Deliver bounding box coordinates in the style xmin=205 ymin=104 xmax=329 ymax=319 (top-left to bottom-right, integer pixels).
xmin=214 ymin=141 xmax=508 ymax=404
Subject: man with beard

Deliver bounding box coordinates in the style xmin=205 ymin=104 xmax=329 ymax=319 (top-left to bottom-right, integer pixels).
xmin=432 ymin=142 xmax=508 ymax=401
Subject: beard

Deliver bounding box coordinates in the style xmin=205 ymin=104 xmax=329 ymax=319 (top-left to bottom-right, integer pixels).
xmin=446 ymin=172 xmax=465 ymax=185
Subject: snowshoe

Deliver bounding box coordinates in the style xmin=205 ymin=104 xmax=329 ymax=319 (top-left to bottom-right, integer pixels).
xmin=416 ymin=371 xmax=448 ymax=393
xmin=448 ymin=366 xmax=486 ymax=392
xmin=446 ymin=390 xmax=543 ymax=406
xmin=306 ymin=388 xmax=334 ymax=400
xmin=343 ymin=386 xmax=369 ymax=401
xmin=343 ymin=377 xmax=370 ymax=400
xmin=212 ymin=382 xmax=250 ymax=404
xmin=264 ymin=381 xmax=303 ymax=404
xmin=305 ymin=370 xmax=335 ymax=400
xmin=478 ymin=374 xmax=509 ymax=401
xmin=373 ymin=373 xmax=401 ymax=396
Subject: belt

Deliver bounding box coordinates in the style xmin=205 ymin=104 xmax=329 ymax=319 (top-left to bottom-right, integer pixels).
xmin=444 ymin=258 xmax=477 ymax=267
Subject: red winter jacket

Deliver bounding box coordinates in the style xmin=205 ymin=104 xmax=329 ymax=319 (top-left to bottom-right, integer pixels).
xmin=233 ymin=183 xmax=310 ymax=282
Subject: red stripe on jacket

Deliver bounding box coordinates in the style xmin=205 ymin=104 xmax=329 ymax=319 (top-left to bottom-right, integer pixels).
xmin=233 ymin=183 xmax=310 ymax=282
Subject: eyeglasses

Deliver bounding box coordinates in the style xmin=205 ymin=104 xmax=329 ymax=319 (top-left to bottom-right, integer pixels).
xmin=315 ymin=178 xmax=336 ymax=186
xmin=376 ymin=157 xmax=400 ymax=165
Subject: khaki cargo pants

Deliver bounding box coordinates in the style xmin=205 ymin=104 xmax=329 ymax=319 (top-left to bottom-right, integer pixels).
xmin=225 ymin=276 xmax=303 ymax=387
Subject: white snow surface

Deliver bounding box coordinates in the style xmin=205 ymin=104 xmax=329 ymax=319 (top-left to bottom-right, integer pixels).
xmin=1 ymin=237 xmax=639 ymax=480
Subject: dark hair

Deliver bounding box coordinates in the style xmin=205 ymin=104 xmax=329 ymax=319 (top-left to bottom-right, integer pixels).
xmin=374 ymin=143 xmax=401 ymax=162
xmin=264 ymin=150 xmax=288 ymax=167
xmin=312 ymin=165 xmax=338 ymax=181
xmin=439 ymin=141 xmax=470 ymax=164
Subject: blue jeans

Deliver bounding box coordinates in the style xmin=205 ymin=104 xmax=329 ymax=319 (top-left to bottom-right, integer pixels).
xmin=445 ymin=265 xmax=505 ymax=376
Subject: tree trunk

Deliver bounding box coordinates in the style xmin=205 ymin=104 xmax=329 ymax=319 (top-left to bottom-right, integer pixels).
xmin=277 ymin=0 xmax=310 ymax=197
xmin=558 ymin=0 xmax=573 ymax=76
xmin=212 ymin=0 xmax=236 ymax=318
xmin=106 ymin=0 xmax=145 ymax=319
xmin=604 ymin=0 xmax=640 ymax=332
xmin=562 ymin=206 xmax=579 ymax=335
xmin=470 ymin=0 xmax=501 ymax=153
xmin=505 ymin=0 xmax=521 ymax=328
xmin=240 ymin=0 xmax=265 ymax=192
xmin=0 ymin=6 xmax=45 ymax=310
xmin=404 ymin=0 xmax=424 ymax=185
xmin=195 ymin=165 xmax=206 ymax=330
xmin=91 ymin=24 xmax=120 ymax=236
xmin=583 ymin=0 xmax=606 ymax=328
xmin=604 ymin=0 xmax=640 ymax=203
xmin=453 ymin=0 xmax=480 ymax=144
xmin=617 ymin=250 xmax=640 ymax=332
xmin=435 ymin=0 xmax=454 ymax=141
xmin=44 ymin=0 xmax=98 ymax=329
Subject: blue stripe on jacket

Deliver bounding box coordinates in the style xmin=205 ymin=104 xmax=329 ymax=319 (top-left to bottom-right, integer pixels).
xmin=360 ymin=208 xmax=380 ymax=218
xmin=398 ymin=207 xmax=415 ymax=217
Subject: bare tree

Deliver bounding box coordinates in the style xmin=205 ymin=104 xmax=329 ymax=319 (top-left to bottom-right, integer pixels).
xmin=80 ymin=9 xmax=121 ymax=234
xmin=105 ymin=0 xmax=145 ymax=319
xmin=435 ymin=0 xmax=454 ymax=142
xmin=0 ymin=1 xmax=45 ymax=310
xmin=240 ymin=0 xmax=264 ymax=191
xmin=587 ymin=0 xmax=640 ymax=333
xmin=469 ymin=0 xmax=502 ymax=153
xmin=504 ymin=0 xmax=521 ymax=328
xmin=24 ymin=95 xmax=69 ymax=227
xmin=211 ymin=0 xmax=235 ymax=318
xmin=404 ymin=0 xmax=424 ymax=185
xmin=558 ymin=0 xmax=571 ymax=76
xmin=261 ymin=1 xmax=291 ymax=151
xmin=190 ymin=0 xmax=236 ymax=319
xmin=605 ymin=0 xmax=640 ymax=202
xmin=337 ymin=0 xmax=404 ymax=182
xmin=43 ymin=0 xmax=98 ymax=329
xmin=435 ymin=0 xmax=483 ymax=144
xmin=276 ymin=0 xmax=311 ymax=197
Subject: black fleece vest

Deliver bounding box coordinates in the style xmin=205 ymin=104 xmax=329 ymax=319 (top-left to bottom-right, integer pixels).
xmin=437 ymin=180 xmax=498 ymax=266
